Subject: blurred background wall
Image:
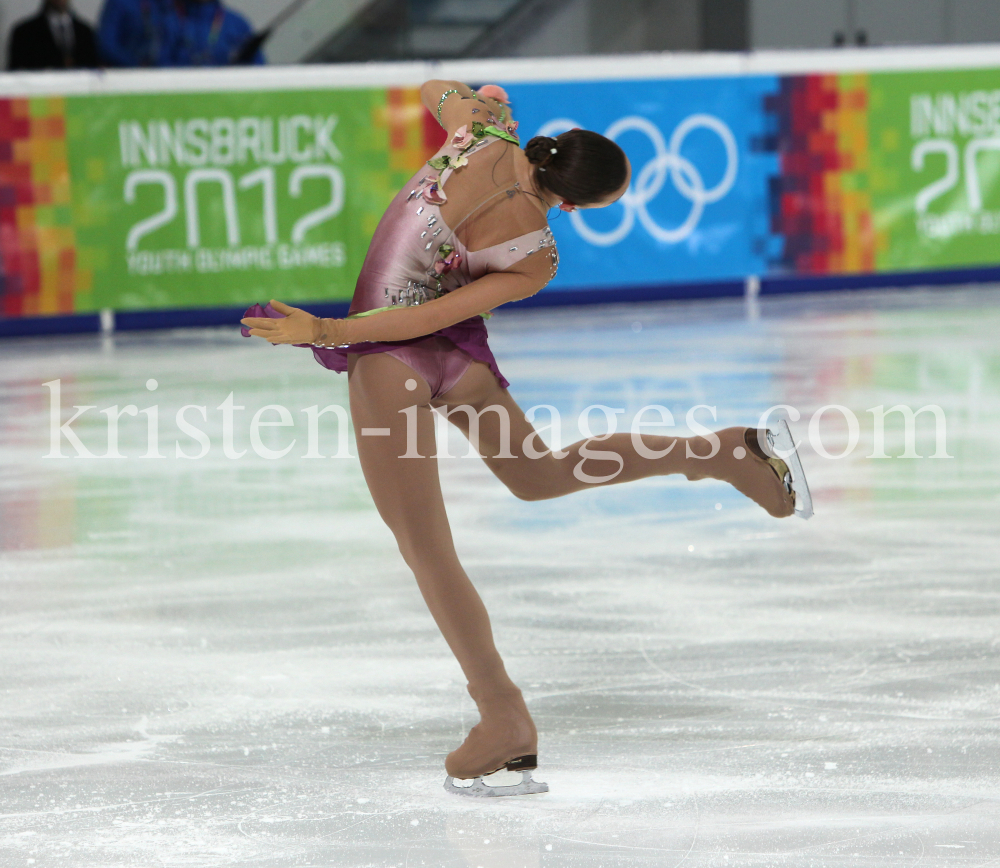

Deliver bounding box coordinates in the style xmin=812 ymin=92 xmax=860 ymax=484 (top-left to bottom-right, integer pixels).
xmin=3 ymin=0 xmax=1000 ymax=70
xmin=0 ymin=0 xmax=276 ymax=68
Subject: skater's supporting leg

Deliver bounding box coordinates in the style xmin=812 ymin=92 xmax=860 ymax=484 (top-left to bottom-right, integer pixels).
xmin=348 ymin=351 xmax=514 ymax=692
xmin=435 ymin=361 xmax=794 ymax=517
xmin=347 ymin=352 xmax=537 ymax=776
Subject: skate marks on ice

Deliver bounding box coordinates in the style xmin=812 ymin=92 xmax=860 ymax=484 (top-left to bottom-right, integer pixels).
xmin=2 ymin=287 xmax=1000 ymax=865
xmin=0 ymin=719 xmax=182 ymax=778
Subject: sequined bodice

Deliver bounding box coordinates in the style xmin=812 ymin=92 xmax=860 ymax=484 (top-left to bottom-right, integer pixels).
xmin=348 ymin=136 xmax=558 ymax=319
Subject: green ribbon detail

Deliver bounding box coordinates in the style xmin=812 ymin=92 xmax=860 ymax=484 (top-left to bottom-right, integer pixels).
xmin=483 ymin=125 xmax=519 ymax=145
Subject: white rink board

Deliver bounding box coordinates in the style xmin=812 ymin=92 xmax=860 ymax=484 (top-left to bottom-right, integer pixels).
xmin=4 ymin=43 xmax=1000 ymax=97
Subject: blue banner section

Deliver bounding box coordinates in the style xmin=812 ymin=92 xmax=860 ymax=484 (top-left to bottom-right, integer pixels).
xmin=503 ymin=77 xmax=780 ymax=291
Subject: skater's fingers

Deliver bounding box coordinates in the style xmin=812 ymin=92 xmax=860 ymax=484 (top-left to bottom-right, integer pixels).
xmin=477 ymin=84 xmax=510 ymax=105
xmin=268 ymin=299 xmax=299 ymax=315
xmin=247 ymin=327 xmax=283 ymax=339
xmin=241 ymin=317 xmax=279 ymax=330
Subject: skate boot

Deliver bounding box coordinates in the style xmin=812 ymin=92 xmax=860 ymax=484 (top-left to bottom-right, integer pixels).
xmin=444 ymin=685 xmax=548 ymax=798
xmin=687 ymin=427 xmax=796 ymax=518
xmin=736 ymin=413 xmax=813 ymax=519
xmin=759 ymin=409 xmax=813 ymax=519
xmin=740 ymin=426 xmax=797 ymax=518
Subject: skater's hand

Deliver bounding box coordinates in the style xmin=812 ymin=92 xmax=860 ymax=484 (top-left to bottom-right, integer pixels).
xmin=241 ymin=299 xmax=321 ymax=345
xmin=476 ymin=84 xmax=510 ymax=105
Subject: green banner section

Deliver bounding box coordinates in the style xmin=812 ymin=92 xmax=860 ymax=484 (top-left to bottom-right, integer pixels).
xmin=65 ymin=88 xmax=416 ymax=312
xmin=869 ymin=67 xmax=1000 ymax=271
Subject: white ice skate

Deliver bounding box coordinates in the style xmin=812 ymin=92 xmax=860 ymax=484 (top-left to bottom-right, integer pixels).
xmin=761 ymin=408 xmax=813 ymax=519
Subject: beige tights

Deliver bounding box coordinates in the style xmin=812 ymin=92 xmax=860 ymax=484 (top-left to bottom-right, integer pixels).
xmin=347 ymin=352 xmax=792 ymax=777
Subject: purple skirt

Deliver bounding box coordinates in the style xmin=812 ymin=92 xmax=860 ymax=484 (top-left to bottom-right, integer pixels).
xmin=241 ymin=303 xmax=510 ymax=389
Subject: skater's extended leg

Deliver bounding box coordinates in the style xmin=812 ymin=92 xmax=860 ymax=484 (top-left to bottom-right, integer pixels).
xmin=435 ymin=361 xmax=794 ymax=517
xmin=347 ymin=352 xmax=536 ymax=778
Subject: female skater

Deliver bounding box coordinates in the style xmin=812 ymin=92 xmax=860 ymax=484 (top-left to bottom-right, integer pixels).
xmin=241 ymin=80 xmax=811 ymax=797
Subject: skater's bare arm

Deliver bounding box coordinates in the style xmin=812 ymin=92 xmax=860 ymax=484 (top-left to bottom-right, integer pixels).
xmin=316 ymin=254 xmax=550 ymax=345
xmin=241 ymin=256 xmax=549 ymax=347
xmin=327 ymin=258 xmax=545 ymax=344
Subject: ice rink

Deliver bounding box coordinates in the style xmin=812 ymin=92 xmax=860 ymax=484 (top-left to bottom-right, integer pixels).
xmin=2 ymin=285 xmax=999 ymax=867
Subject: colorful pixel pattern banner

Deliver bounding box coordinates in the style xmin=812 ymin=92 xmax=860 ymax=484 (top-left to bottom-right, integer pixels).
xmin=1 ymin=86 xmax=443 ymax=318
xmin=507 ymin=66 xmax=1000 ymax=291
xmin=2 ymin=65 xmax=1000 ymax=319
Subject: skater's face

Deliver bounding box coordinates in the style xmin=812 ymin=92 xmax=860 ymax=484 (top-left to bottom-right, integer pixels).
xmin=577 ymin=158 xmax=632 ymax=210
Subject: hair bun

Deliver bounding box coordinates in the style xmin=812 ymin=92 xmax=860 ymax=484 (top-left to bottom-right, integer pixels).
xmin=521 ymin=128 xmax=628 ymax=207
xmin=525 ymin=135 xmax=559 ymax=168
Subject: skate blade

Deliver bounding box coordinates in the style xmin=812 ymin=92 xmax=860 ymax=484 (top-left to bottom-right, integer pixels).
xmin=766 ymin=409 xmax=814 ymax=520
xmin=444 ymin=769 xmax=549 ymax=798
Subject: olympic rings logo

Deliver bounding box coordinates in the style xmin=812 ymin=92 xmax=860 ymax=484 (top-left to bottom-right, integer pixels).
xmin=536 ymin=114 xmax=739 ymax=246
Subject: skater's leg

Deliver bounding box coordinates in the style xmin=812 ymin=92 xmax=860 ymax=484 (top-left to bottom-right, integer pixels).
xmin=436 ymin=362 xmax=794 ymax=517
xmin=348 ymin=351 xmax=514 ymax=692
xmin=347 ymin=352 xmax=536 ymax=777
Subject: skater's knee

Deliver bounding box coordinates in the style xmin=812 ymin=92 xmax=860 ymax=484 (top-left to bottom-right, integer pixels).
xmin=499 ymin=459 xmax=565 ymax=502
xmin=507 ymin=482 xmax=549 ymax=502
xmin=392 ymin=526 xmax=454 ymax=573
xmin=395 ymin=538 xmax=430 ymax=574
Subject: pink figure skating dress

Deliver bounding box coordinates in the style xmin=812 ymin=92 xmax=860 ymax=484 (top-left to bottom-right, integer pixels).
xmin=243 ymin=119 xmax=559 ymax=397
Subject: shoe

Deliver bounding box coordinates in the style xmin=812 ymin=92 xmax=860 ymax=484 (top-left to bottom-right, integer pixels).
xmin=443 ymin=685 xmax=548 ymax=798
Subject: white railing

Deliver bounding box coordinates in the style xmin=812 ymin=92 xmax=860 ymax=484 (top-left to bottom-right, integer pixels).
xmin=3 ymin=43 xmax=1000 ymax=97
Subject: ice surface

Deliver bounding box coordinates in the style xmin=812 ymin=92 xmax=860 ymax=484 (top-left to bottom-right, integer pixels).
xmin=1 ymin=287 xmax=999 ymax=866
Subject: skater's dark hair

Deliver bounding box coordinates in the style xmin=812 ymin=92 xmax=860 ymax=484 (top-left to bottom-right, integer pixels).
xmin=524 ymin=130 xmax=628 ymax=206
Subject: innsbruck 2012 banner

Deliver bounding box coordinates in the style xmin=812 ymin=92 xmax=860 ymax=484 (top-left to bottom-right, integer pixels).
xmin=2 ymin=63 xmax=1000 ymax=320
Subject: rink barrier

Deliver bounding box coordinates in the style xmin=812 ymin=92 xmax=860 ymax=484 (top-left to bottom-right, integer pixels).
xmin=4 ymin=46 xmax=1000 ymax=335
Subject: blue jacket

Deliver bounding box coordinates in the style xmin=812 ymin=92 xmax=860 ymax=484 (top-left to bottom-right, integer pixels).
xmin=98 ymin=0 xmax=264 ymax=67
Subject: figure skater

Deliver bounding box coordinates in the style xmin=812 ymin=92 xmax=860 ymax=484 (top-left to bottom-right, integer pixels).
xmin=241 ymin=79 xmax=812 ymax=797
